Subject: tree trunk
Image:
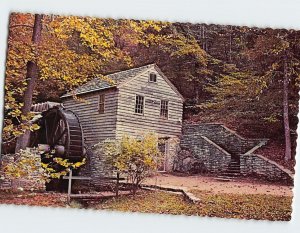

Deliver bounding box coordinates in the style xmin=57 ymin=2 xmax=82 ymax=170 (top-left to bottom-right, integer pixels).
xmin=283 ymin=58 xmax=292 ymax=161
xmin=202 ymin=25 xmax=206 ymax=51
xmin=15 ymin=14 xmax=43 ymax=152
xmin=229 ymin=26 xmax=232 ymax=63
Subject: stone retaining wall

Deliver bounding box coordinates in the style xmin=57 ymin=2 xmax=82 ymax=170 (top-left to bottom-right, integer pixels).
xmin=183 ymin=123 xmax=264 ymax=155
xmin=176 ymin=133 xmax=231 ymax=173
xmin=0 ymin=150 xmax=46 ymax=191
xmin=240 ymin=153 xmax=294 ymax=183
xmin=178 ymin=123 xmax=294 ymax=183
xmin=178 ymin=123 xmax=263 ymax=174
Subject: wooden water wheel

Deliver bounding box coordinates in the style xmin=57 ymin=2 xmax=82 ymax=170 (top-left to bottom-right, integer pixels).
xmin=31 ymin=106 xmax=85 ymax=161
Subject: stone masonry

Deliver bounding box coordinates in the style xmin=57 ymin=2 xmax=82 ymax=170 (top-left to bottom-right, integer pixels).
xmin=240 ymin=153 xmax=294 ymax=183
xmin=0 ymin=149 xmax=46 ymax=191
xmin=176 ymin=123 xmax=294 ymax=183
xmin=176 ymin=133 xmax=231 ymax=174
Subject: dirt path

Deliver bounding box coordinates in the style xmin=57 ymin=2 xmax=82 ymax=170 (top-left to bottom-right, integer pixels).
xmin=144 ymin=173 xmax=293 ymax=196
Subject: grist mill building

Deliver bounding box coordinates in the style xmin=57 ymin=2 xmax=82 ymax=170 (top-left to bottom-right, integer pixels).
xmin=61 ymin=64 xmax=184 ymax=172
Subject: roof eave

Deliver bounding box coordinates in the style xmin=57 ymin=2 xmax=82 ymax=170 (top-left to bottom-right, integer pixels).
xmin=153 ymin=64 xmax=185 ymax=102
xmin=60 ymin=86 xmax=116 ymax=99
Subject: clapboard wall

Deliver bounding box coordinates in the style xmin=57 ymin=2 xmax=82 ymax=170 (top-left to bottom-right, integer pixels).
xmin=115 ymin=66 xmax=183 ymax=139
xmin=62 ymin=88 xmax=118 ymax=146
xmin=62 ymin=65 xmax=184 ymax=145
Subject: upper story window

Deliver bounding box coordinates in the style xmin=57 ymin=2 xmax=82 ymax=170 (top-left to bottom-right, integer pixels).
xmin=160 ymin=100 xmax=168 ymax=119
xmin=135 ymin=95 xmax=144 ymax=114
xmin=98 ymin=93 xmax=105 ymax=114
xmin=149 ymin=72 xmax=157 ymax=83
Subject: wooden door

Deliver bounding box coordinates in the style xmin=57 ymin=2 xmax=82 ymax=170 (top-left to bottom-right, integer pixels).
xmin=158 ymin=139 xmax=169 ymax=172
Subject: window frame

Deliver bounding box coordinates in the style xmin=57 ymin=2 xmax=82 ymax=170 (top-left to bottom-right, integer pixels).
xmin=134 ymin=94 xmax=145 ymax=115
xmin=160 ymin=100 xmax=169 ymax=119
xmin=149 ymin=72 xmax=157 ymax=83
xmin=98 ymin=93 xmax=105 ymax=114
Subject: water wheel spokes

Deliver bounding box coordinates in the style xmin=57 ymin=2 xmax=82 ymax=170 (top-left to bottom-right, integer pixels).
xmin=33 ymin=106 xmax=84 ymax=161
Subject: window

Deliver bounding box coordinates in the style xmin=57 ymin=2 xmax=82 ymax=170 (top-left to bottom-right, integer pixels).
xmin=135 ymin=95 xmax=144 ymax=114
xmin=149 ymin=73 xmax=157 ymax=82
xmin=98 ymin=94 xmax=105 ymax=113
xmin=160 ymin=100 xmax=168 ymax=119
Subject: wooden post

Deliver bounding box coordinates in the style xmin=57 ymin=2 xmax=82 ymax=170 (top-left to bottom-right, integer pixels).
xmin=67 ymin=168 xmax=73 ymax=204
xmin=116 ymin=172 xmax=120 ymax=198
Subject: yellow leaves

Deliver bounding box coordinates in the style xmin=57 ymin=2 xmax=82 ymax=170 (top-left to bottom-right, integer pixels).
xmin=162 ymin=34 xmax=207 ymax=66
xmin=3 ymin=124 xmax=14 ymax=133
xmin=2 ymin=150 xmax=47 ymax=185
xmin=30 ymin=124 xmax=40 ymax=131
xmin=206 ymin=71 xmax=264 ymax=102
xmin=50 ymin=16 xmax=115 ymax=54
xmin=41 ymin=157 xmax=86 ymax=180
xmin=12 ymin=130 xmax=24 ymax=137
xmin=4 ymin=14 xmax=177 ymax=146
xmin=263 ymin=114 xmax=280 ymax=123
xmin=3 ymin=110 xmax=40 ymax=140
xmin=138 ymin=20 xmax=169 ymax=32
xmin=53 ymin=157 xmax=86 ymax=169
xmin=9 ymin=108 xmax=22 ymax=118
xmin=100 ymin=132 xmax=162 ymax=188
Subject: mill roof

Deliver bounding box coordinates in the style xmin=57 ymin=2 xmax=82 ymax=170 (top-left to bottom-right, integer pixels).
xmin=61 ymin=63 xmax=184 ymax=100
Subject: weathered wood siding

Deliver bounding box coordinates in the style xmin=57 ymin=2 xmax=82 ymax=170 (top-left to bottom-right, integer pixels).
xmin=62 ymin=88 xmax=118 ymax=146
xmin=115 ymin=66 xmax=183 ymax=139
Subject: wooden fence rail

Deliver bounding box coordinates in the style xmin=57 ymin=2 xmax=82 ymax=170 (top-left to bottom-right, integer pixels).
xmin=62 ymin=169 xmax=122 ymax=204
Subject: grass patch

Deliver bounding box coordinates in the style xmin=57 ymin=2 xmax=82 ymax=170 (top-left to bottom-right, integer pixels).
xmin=92 ymin=190 xmax=292 ymax=221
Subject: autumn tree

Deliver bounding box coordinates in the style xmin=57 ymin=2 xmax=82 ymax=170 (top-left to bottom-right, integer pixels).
xmin=15 ymin=14 xmax=43 ymax=152
xmin=203 ymin=29 xmax=300 ymax=161
xmin=251 ymin=32 xmax=299 ymax=161
xmin=100 ymin=133 xmax=162 ymax=195
xmin=3 ymin=13 xmax=169 ymax=151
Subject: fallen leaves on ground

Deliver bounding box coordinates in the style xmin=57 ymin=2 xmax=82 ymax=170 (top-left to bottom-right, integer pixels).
xmin=0 ymin=191 xmax=67 ymax=207
xmin=0 ymin=189 xmax=292 ymax=221
xmin=191 ymin=190 xmax=292 ymax=221
xmin=92 ymin=190 xmax=292 ymax=221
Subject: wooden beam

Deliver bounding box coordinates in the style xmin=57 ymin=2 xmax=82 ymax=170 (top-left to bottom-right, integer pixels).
xmin=67 ymin=169 xmax=73 ymax=204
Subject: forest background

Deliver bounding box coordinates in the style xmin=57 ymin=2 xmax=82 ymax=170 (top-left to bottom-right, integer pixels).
xmin=3 ymin=12 xmax=300 ymax=171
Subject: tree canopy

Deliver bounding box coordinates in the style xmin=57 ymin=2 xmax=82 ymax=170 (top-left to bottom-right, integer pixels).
xmin=2 ymin=13 xmax=300 ymax=163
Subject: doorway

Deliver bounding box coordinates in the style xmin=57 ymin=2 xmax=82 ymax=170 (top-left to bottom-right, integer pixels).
xmin=158 ymin=138 xmax=169 ymax=172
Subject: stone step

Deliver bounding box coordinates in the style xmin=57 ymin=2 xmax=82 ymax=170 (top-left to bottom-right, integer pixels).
xmin=224 ymin=169 xmax=241 ymax=173
xmin=215 ymin=177 xmax=233 ymax=182
xmin=227 ymin=167 xmax=240 ymax=170
xmin=221 ymin=172 xmax=241 ymax=177
xmin=226 ymin=168 xmax=241 ymax=172
xmin=227 ymin=166 xmax=240 ymax=169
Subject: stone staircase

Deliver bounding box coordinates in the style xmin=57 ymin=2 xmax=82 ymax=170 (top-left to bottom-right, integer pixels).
xmin=215 ymin=160 xmax=241 ymax=181
xmin=178 ymin=123 xmax=266 ymax=181
xmin=177 ymin=123 xmax=294 ymax=183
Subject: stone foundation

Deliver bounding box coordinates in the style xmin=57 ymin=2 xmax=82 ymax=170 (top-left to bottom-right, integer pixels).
xmin=0 ymin=150 xmax=46 ymax=191
xmin=175 ymin=134 xmax=231 ymax=173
